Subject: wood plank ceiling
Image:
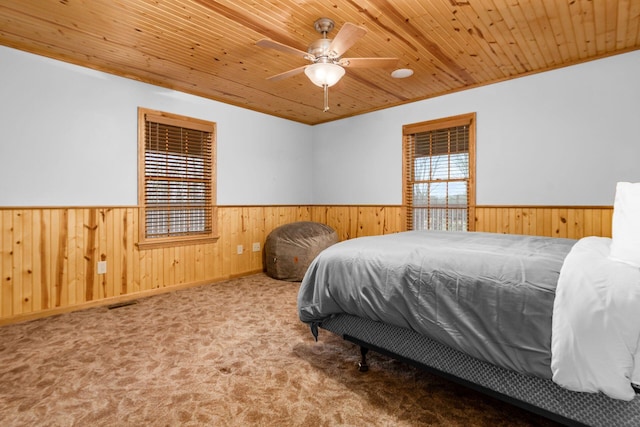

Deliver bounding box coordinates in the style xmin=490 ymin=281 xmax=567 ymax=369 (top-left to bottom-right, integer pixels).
xmin=1 ymin=0 xmax=639 ymax=125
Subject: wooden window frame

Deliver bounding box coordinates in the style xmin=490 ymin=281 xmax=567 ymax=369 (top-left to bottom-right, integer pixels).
xmin=402 ymin=112 xmax=476 ymax=232
xmin=137 ymin=107 xmax=218 ymax=249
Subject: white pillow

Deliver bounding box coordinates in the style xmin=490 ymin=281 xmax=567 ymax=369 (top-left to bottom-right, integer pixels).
xmin=609 ymin=182 xmax=640 ymax=267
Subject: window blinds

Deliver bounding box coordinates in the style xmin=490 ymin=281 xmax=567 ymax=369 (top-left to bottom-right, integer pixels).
xmin=144 ymin=118 xmax=213 ymax=238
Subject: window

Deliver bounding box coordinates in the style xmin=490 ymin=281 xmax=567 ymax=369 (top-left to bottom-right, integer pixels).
xmin=138 ymin=108 xmax=217 ymax=248
xmin=403 ymin=113 xmax=475 ymax=232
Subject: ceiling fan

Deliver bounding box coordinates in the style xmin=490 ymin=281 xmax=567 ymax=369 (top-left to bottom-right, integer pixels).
xmin=256 ymin=18 xmax=399 ymax=112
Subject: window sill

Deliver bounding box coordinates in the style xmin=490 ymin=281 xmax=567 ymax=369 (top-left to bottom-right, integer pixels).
xmin=136 ymin=235 xmax=220 ymax=250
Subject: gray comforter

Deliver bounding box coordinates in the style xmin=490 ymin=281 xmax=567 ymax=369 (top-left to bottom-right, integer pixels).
xmin=297 ymin=231 xmax=576 ymax=379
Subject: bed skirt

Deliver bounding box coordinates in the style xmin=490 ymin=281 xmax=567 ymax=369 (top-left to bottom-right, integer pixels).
xmin=319 ymin=314 xmax=640 ymax=427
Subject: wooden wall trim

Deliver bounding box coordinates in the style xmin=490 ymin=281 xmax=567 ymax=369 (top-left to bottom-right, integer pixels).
xmin=0 ymin=204 xmax=614 ymax=325
xmin=477 ymin=205 xmax=613 ymax=209
xmin=0 ymin=203 xmax=613 ymax=209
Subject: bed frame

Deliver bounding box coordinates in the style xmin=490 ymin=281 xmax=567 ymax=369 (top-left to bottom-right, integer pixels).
xmin=319 ymin=314 xmax=640 ymax=427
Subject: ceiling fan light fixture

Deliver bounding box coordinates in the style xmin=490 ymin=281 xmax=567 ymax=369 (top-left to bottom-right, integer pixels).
xmin=304 ymin=62 xmax=345 ymax=87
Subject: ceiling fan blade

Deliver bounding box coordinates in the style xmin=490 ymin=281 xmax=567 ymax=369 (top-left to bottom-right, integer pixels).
xmin=329 ymin=22 xmax=367 ymax=57
xmin=266 ymin=65 xmax=307 ymax=81
xmin=256 ymin=38 xmax=311 ymax=60
xmin=340 ymin=57 xmax=399 ymax=68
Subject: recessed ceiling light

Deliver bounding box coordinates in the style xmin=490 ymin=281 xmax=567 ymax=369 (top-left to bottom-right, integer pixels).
xmin=391 ymin=68 xmax=414 ymax=79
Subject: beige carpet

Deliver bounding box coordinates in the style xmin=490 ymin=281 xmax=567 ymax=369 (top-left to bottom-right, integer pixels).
xmin=0 ymin=273 xmax=559 ymax=426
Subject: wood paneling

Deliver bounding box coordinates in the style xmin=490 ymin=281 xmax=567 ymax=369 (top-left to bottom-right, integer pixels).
xmin=474 ymin=206 xmax=613 ymax=238
xmin=0 ymin=206 xmax=310 ymax=325
xmin=310 ymin=205 xmax=405 ymax=240
xmin=0 ymin=204 xmax=613 ymax=325
xmin=0 ymin=0 xmax=638 ymax=124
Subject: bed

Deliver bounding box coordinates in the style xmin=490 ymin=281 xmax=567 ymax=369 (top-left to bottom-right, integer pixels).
xmin=297 ymin=229 xmax=640 ymax=427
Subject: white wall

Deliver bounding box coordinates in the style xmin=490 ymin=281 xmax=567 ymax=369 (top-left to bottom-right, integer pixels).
xmin=0 ymin=46 xmax=313 ymax=206
xmin=312 ymin=50 xmax=640 ymax=206
xmin=2 ymin=45 xmax=639 ymax=208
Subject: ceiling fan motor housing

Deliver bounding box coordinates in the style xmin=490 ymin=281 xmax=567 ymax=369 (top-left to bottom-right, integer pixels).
xmin=308 ymin=39 xmax=337 ymax=62
xmin=309 ymin=18 xmax=339 ymax=62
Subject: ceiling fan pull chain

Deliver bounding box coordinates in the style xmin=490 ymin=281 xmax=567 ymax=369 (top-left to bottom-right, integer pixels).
xmin=323 ymin=84 xmax=329 ymax=112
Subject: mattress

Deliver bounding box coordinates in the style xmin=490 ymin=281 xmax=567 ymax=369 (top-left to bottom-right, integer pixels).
xmin=298 ymin=230 xmax=576 ymax=379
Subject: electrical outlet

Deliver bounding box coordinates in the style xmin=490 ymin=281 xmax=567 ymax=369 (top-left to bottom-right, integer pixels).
xmin=97 ymin=261 xmax=107 ymax=274
xmin=237 ymin=244 xmax=243 ymax=255
xmin=252 ymin=242 xmax=260 ymax=252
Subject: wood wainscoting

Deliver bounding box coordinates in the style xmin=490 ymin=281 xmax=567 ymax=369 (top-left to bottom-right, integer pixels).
xmin=0 ymin=206 xmax=312 ymax=325
xmin=474 ymin=206 xmax=613 ymax=239
xmin=314 ymin=205 xmax=614 ymax=239
xmin=0 ymin=204 xmax=612 ymax=324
